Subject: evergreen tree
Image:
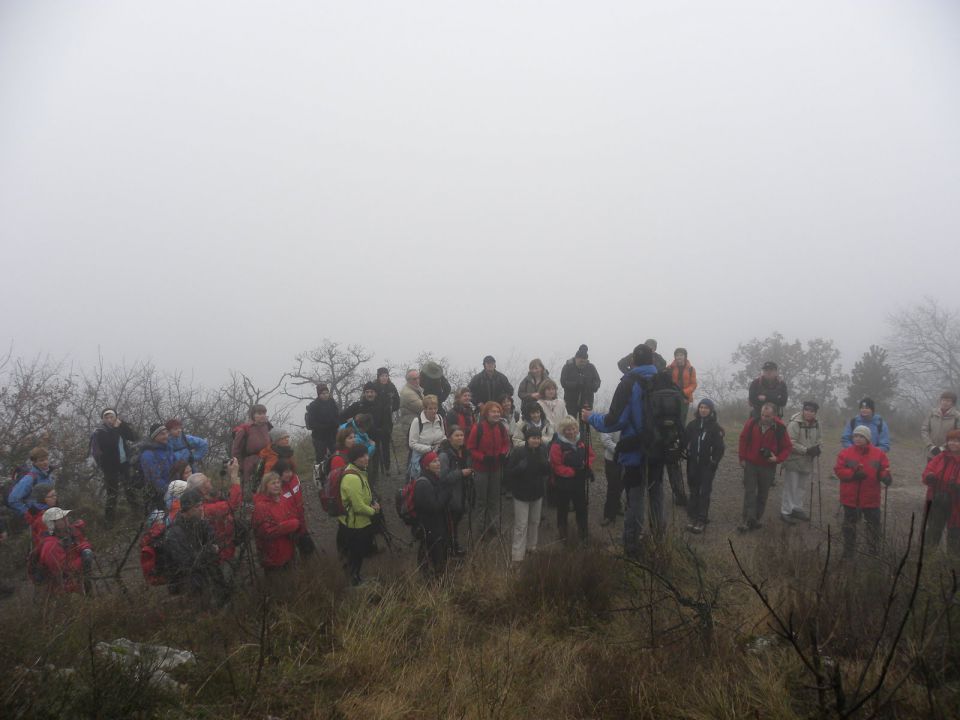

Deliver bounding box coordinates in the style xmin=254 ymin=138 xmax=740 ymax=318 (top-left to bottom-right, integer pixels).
xmin=845 ymin=345 xmax=898 ymax=413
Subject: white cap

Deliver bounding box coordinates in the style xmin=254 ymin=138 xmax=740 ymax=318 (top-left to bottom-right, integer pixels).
xmin=166 ymin=480 xmax=188 ymax=501
xmin=42 ymin=507 xmax=71 ymax=530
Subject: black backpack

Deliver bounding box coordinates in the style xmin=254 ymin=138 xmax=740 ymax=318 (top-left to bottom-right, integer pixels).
xmin=637 ymin=372 xmax=686 ymax=463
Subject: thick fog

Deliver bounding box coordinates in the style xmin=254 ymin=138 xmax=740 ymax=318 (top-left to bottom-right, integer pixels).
xmin=2 ymin=1 xmax=958 ymax=394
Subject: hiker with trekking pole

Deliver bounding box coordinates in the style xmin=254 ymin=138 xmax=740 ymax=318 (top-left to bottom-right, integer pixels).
xmin=466 ymin=401 xmax=511 ymax=542
xmin=781 ymin=401 xmax=822 ymax=525
xmin=549 ymin=417 xmax=595 ymax=545
xmin=920 ymin=428 xmax=960 ymax=555
xmin=834 ymin=425 xmax=892 ymax=560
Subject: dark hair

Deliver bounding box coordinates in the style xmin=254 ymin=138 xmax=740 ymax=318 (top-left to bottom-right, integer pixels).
xmin=355 ymin=413 xmax=372 ymax=430
xmin=496 ymin=394 xmax=514 ymax=410
xmin=273 ymin=459 xmax=292 ymax=476
xmin=941 ymin=391 xmax=958 ymax=404
xmin=170 ymin=460 xmax=190 ymax=481
xmin=248 ymin=404 xmax=268 ymax=420
xmin=347 ymin=445 xmax=368 ymax=462
xmin=447 ymin=424 xmax=464 ymax=437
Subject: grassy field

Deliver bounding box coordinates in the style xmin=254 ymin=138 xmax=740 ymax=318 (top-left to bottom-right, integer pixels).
xmin=0 ymin=424 xmax=958 ymax=718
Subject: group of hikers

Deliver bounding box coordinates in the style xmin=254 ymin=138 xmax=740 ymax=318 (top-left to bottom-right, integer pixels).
xmin=2 ymin=339 xmax=959 ymax=599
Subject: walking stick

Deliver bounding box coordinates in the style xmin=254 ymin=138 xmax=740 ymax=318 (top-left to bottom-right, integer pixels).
xmin=881 ymin=482 xmax=889 ymax=554
xmin=815 ymin=456 xmax=823 ymax=529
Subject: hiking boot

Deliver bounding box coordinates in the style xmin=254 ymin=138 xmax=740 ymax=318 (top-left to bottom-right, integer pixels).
xmin=736 ymin=524 xmax=750 ymax=534
xmin=451 ymin=542 xmax=467 ymax=558
xmin=748 ymin=520 xmax=764 ymax=531
xmin=780 ymin=513 xmax=796 ymax=525
xmin=791 ymin=509 xmax=810 ymax=521
xmin=685 ymin=522 xmax=696 ymax=532
xmin=690 ymin=523 xmax=704 ymax=535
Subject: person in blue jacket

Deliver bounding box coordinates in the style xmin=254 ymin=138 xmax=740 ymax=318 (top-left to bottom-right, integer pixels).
xmin=141 ymin=424 xmax=176 ymax=508
xmin=8 ymin=447 xmax=55 ymax=517
xmin=582 ymin=343 xmax=664 ymax=557
xmin=840 ymin=397 xmax=891 ymax=453
xmin=165 ymin=419 xmax=209 ymax=470
xmin=339 ymin=414 xmax=378 ymax=483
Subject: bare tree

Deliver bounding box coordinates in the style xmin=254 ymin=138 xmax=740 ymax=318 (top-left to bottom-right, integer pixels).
xmin=888 ymin=298 xmax=960 ymax=412
xmin=286 ymin=340 xmax=374 ymax=409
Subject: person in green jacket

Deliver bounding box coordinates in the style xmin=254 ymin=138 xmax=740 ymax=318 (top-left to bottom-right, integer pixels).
xmin=338 ymin=445 xmax=380 ymax=585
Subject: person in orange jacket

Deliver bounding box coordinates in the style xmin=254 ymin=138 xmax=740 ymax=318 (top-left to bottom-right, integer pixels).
xmin=834 ymin=425 xmax=892 ymax=558
xmin=258 ymin=427 xmax=296 ymax=476
xmin=668 ymin=348 xmax=698 ymax=419
xmin=921 ymin=428 xmax=960 ymax=555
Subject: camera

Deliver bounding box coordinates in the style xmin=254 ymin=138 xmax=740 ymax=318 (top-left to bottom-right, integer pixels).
xmin=219 ymin=458 xmax=231 ymax=478
xmin=759 ymin=447 xmax=773 ymax=459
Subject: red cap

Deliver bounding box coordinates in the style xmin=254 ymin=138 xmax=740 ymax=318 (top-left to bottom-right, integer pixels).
xmin=420 ymin=451 xmax=439 ymax=469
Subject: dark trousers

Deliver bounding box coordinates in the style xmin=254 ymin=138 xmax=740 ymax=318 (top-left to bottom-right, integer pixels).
xmin=842 ymin=505 xmax=881 ymax=558
xmin=339 ymin=524 xmax=374 ymax=582
xmin=377 ymin=426 xmax=393 ymax=472
xmin=555 ymin=476 xmax=588 ymax=541
xmin=742 ymin=463 xmax=775 ymax=525
xmin=603 ymin=459 xmax=624 ymax=521
xmin=666 ymin=461 xmax=688 ymax=505
xmin=103 ymin=464 xmax=142 ymax=522
xmin=417 ymin=522 xmax=449 ymax=577
xmin=924 ymin=497 xmax=960 ymax=554
xmin=311 ymin=431 xmax=336 ymax=464
xmin=687 ymin=462 xmax=716 ymax=524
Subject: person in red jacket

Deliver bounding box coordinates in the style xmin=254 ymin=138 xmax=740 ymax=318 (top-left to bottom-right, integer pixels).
xmin=549 ymin=417 xmax=596 ymax=543
xmin=36 ymin=507 xmax=94 ymax=594
xmin=834 ymin=424 xmax=892 ymax=558
xmin=466 ymin=401 xmax=512 ymax=539
xmin=921 ymin=428 xmax=960 ymax=555
xmin=738 ymin=402 xmax=792 ymax=532
xmin=273 ymin=459 xmax=314 ymax=556
xmin=253 ymin=471 xmax=301 ymax=575
xmin=185 ymin=459 xmax=242 ymax=564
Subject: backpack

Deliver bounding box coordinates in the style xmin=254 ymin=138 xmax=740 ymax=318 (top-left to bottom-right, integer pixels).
xmin=319 ymin=465 xmax=348 ymax=517
xmin=395 ymin=476 xmax=418 ymax=526
xmin=127 ymin=441 xmax=147 ymax=489
xmin=626 ymin=372 xmax=686 ymax=463
xmin=1 ymin=465 xmax=30 ymax=506
xmin=140 ymin=521 xmax=168 ymax=586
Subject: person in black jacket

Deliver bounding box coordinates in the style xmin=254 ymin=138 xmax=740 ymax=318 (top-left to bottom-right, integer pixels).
xmin=163 ymin=489 xmax=225 ymax=603
xmin=373 ymin=368 xmax=400 ymax=475
xmin=89 ymin=408 xmax=142 ymax=526
xmin=468 ymin=356 xmax=514 ymax=406
xmin=420 ymin=361 xmax=452 ymax=407
xmin=560 ymin=344 xmax=602 ymax=418
xmin=305 ymin=384 xmax=341 ymax=462
xmin=413 ymin=451 xmax=451 ymax=578
xmin=438 ymin=426 xmax=472 ymax=555
xmin=748 ymin=362 xmax=789 ymax=419
xmin=684 ymin=399 xmax=726 ymax=534
xmin=506 ymin=426 xmax=550 ymax=562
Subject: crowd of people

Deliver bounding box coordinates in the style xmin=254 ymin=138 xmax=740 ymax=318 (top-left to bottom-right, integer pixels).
xmin=2 ymin=340 xmax=959 ymax=600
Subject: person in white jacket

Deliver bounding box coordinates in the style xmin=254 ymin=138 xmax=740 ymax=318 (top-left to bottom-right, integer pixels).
xmin=537 ymin=379 xmax=571 ymax=441
xmin=408 ymin=395 xmax=446 ymax=478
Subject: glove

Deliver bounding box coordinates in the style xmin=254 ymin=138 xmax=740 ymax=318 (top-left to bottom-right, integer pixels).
xmin=924 ymin=474 xmax=937 ymax=486
xmin=807 ymin=445 xmax=822 ymax=458
xmin=931 ymin=446 xmax=943 ymax=457
xmin=880 ymin=472 xmax=892 ymax=487
xmin=852 ymin=470 xmax=867 ymax=481
xmin=759 ymin=447 xmax=773 ymax=459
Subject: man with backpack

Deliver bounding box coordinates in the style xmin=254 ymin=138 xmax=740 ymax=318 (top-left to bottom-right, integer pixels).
xmin=165 ymin=419 xmax=209 ymax=472
xmin=921 ymin=391 xmax=960 ymax=460
xmin=141 ymin=424 xmax=177 ymax=510
xmin=748 ymin=362 xmax=789 ymax=419
xmin=841 ymin=398 xmax=891 ymax=453
xmin=584 ymin=343 xmax=684 ymax=556
xmin=738 ymin=402 xmax=793 ymax=532
xmin=560 ymin=344 xmax=602 ymax=419
xmin=89 ymin=408 xmax=142 ymax=525
xmin=305 ymin=383 xmax=340 ymax=463
xmin=163 ymin=488 xmax=225 ymax=602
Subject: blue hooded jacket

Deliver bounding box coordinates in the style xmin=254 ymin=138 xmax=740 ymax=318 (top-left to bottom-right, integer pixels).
xmin=7 ymin=464 xmax=55 ymax=517
xmin=167 ymin=433 xmax=209 ymax=469
xmin=339 ymin=419 xmax=376 ymax=457
xmin=140 ymin=441 xmax=176 ymax=495
xmin=840 ymin=413 xmax=890 ymax=452
xmin=587 ymin=364 xmax=658 ymax=467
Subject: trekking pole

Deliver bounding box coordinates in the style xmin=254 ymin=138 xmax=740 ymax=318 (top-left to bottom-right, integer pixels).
xmin=815 ymin=456 xmax=823 ymax=529
xmin=881 ymin=482 xmax=889 ymax=555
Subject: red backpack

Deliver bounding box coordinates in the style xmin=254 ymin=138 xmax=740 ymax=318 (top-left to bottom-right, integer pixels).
xmin=395 ymin=477 xmax=418 ymax=526
xmin=320 ymin=465 xmax=348 ymax=517
xmin=140 ymin=521 xmax=168 ymax=586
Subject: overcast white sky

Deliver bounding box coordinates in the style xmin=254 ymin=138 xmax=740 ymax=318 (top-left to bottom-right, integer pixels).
xmin=2 ymin=1 xmax=958 ymax=394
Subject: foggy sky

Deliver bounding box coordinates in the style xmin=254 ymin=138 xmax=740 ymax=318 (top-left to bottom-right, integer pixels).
xmin=2 ymin=1 xmax=958 ymax=396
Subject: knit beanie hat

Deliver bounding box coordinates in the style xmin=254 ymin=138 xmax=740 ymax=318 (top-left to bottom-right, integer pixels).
xmin=644 ymin=339 xmax=658 ymax=350
xmin=270 ymin=427 xmax=290 ymax=444
xmin=575 ymin=344 xmax=589 ymax=360
xmin=101 ymin=408 xmax=117 ymax=418
xmin=697 ymin=398 xmax=715 ymax=412
xmin=523 ymin=424 xmax=543 ymax=439
xmin=363 ymin=381 xmax=378 ymax=393
xmin=802 ymin=400 xmax=820 ymax=412
xmin=166 ymin=479 xmax=189 ymax=502
xmin=859 ymin=397 xmax=875 ymax=411
xmin=632 ymin=343 xmax=654 ymax=367
xmin=852 ymin=425 xmax=873 ymax=442
xmin=347 ymin=444 xmax=368 ymax=463
xmin=421 ymin=361 xmax=444 ymax=380
xmin=150 ymin=423 xmax=167 ymax=440
xmin=762 ymin=361 xmax=778 ymax=371
xmin=32 ymin=483 xmax=54 ymax=504
xmin=420 ymin=451 xmax=439 ymax=469
xmin=483 ymin=355 xmax=496 ymax=365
